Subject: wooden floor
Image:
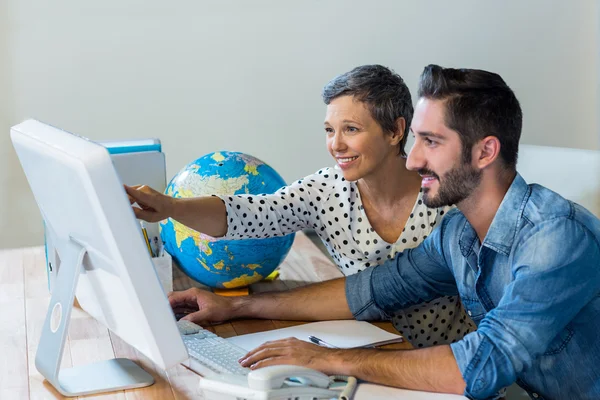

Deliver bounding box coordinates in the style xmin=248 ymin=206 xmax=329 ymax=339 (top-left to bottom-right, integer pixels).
xmin=0 ymin=232 xmax=407 ymax=399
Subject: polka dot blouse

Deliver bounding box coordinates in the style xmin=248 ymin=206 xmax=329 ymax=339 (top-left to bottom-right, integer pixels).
xmin=216 ymin=167 xmax=475 ymax=347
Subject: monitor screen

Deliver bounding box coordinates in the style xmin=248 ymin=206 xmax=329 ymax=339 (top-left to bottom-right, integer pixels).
xmin=10 ymin=120 xmax=188 ymax=393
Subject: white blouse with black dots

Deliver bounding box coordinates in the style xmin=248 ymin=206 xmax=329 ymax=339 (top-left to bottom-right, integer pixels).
xmin=216 ymin=167 xmax=475 ymax=348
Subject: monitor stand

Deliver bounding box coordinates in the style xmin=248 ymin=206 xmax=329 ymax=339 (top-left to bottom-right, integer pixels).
xmin=35 ymin=238 xmax=155 ymax=397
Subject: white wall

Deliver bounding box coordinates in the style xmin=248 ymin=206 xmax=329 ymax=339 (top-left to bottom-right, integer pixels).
xmin=2 ymin=0 xmax=599 ymax=249
xmin=518 ymin=144 xmax=600 ymax=217
xmin=1 ymin=1 xmax=34 ymax=247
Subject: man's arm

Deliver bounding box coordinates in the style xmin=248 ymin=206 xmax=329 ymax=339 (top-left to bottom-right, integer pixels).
xmin=171 ymin=210 xmax=458 ymax=325
xmin=338 ymin=345 xmax=465 ymax=394
xmin=345 ymin=221 xmax=460 ymax=322
xmin=239 ymin=339 xmax=465 ymax=395
xmin=238 ymin=220 xmax=466 ymax=393
xmin=169 ymin=277 xmax=353 ymax=324
xmin=234 ymin=278 xmax=353 ymax=321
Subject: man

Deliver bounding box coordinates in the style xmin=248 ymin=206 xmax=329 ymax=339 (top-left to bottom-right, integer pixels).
xmin=157 ymin=65 xmax=600 ymax=399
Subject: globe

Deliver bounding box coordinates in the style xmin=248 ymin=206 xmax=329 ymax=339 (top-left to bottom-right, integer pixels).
xmin=159 ymin=151 xmax=295 ymax=289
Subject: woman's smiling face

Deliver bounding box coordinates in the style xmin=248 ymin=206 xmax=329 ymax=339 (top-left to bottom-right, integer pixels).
xmin=325 ymin=95 xmax=402 ymax=182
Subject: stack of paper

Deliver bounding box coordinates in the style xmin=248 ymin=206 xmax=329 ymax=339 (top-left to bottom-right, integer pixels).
xmin=226 ymin=320 xmax=403 ymax=350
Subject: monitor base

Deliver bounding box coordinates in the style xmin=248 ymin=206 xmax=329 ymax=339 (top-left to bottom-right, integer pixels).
xmin=55 ymin=358 xmax=154 ymax=397
xmin=34 ymin=238 xmax=154 ymax=397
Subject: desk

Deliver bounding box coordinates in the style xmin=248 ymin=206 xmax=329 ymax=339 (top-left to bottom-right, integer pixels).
xmin=0 ymin=232 xmax=465 ymax=400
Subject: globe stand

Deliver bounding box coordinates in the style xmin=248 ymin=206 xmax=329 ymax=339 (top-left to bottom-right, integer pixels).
xmin=35 ymin=238 xmax=155 ymax=397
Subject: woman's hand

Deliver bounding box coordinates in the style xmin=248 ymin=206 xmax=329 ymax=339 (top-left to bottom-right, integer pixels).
xmin=124 ymin=184 xmax=176 ymax=222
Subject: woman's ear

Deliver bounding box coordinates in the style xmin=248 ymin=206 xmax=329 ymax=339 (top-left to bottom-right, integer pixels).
xmin=390 ymin=117 xmax=406 ymax=146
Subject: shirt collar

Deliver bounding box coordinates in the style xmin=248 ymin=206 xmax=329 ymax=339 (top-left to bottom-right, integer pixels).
xmin=458 ymin=173 xmax=531 ymax=257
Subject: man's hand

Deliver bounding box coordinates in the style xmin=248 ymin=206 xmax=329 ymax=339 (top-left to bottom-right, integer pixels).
xmin=168 ymin=287 xmax=238 ymax=325
xmin=240 ymin=338 xmax=466 ymax=395
xmin=124 ymin=184 xmax=175 ymax=222
xmin=239 ymin=338 xmax=340 ymax=374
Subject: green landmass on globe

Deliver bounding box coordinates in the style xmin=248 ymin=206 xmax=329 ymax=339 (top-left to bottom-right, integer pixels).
xmin=159 ymin=151 xmax=295 ymax=288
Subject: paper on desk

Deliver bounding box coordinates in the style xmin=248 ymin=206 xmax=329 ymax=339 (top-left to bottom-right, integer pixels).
xmin=226 ymin=320 xmax=402 ymax=350
xmin=354 ymin=383 xmax=468 ymax=400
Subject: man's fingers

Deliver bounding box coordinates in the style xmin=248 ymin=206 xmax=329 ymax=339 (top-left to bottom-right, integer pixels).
xmin=181 ymin=310 xmax=223 ymax=326
xmin=246 ymin=356 xmax=289 ymax=370
xmin=168 ymin=290 xmax=195 ymax=308
xmin=181 ymin=311 xmax=204 ymax=323
xmin=168 ymin=288 xmax=205 ymax=308
xmin=240 ymin=346 xmax=290 ymax=368
xmin=172 ymin=307 xmax=198 ymax=315
xmin=240 ymin=339 xmax=294 ymax=361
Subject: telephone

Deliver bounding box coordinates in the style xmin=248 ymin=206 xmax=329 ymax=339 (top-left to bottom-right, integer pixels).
xmin=198 ymin=365 xmax=357 ymax=400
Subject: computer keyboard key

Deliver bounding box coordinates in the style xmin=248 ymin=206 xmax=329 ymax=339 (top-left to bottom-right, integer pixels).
xmin=176 ymin=319 xmax=202 ymax=335
xmin=177 ymin=323 xmax=251 ymax=376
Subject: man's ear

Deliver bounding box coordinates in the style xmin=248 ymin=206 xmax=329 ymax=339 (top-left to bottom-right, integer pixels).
xmin=474 ymin=136 xmax=501 ymax=169
xmin=389 ymin=117 xmax=406 ymax=146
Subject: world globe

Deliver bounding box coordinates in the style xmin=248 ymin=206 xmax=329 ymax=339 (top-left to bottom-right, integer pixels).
xmin=159 ymin=151 xmax=295 ymax=289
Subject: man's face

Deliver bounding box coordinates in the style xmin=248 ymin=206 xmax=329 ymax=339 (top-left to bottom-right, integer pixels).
xmin=406 ymin=98 xmax=481 ymax=208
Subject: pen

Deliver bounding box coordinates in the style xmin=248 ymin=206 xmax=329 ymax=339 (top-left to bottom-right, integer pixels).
xmin=308 ymin=335 xmax=339 ymax=349
xmin=140 ymin=222 xmax=154 ymax=257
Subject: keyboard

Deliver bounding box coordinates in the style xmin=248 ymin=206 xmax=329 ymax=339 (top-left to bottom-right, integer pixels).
xmin=176 ymin=319 xmax=251 ymax=376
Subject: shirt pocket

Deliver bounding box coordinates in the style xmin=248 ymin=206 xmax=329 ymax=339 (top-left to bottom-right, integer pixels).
xmin=460 ymin=297 xmax=486 ymax=325
xmin=543 ymin=323 xmax=575 ymax=356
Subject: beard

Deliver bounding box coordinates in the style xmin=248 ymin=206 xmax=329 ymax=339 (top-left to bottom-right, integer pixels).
xmin=420 ymin=162 xmax=482 ymax=208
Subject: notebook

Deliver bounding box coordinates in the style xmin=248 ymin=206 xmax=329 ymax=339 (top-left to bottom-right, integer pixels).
xmin=226 ymin=320 xmax=403 ymax=350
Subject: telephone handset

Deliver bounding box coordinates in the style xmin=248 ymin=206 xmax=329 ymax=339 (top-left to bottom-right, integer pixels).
xmin=248 ymin=364 xmax=331 ymax=391
xmin=198 ymin=365 xmax=356 ymax=400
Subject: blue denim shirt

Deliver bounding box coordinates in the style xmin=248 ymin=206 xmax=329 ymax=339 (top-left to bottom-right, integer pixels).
xmin=346 ymin=174 xmax=600 ymax=399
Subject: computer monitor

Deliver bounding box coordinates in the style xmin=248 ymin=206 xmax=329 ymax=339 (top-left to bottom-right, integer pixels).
xmin=10 ymin=120 xmax=188 ymax=396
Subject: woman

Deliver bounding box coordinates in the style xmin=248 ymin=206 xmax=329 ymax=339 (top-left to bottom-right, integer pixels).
xmin=127 ymin=65 xmax=474 ymax=347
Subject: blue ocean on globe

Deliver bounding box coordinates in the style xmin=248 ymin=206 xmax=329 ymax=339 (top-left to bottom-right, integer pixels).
xmin=159 ymin=151 xmax=295 ymax=288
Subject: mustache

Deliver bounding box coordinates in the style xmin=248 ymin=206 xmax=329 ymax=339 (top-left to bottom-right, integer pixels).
xmin=417 ymin=169 xmax=440 ymax=180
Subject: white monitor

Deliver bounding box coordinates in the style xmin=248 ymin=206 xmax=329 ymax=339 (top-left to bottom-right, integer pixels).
xmin=10 ymin=120 xmax=188 ymax=396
